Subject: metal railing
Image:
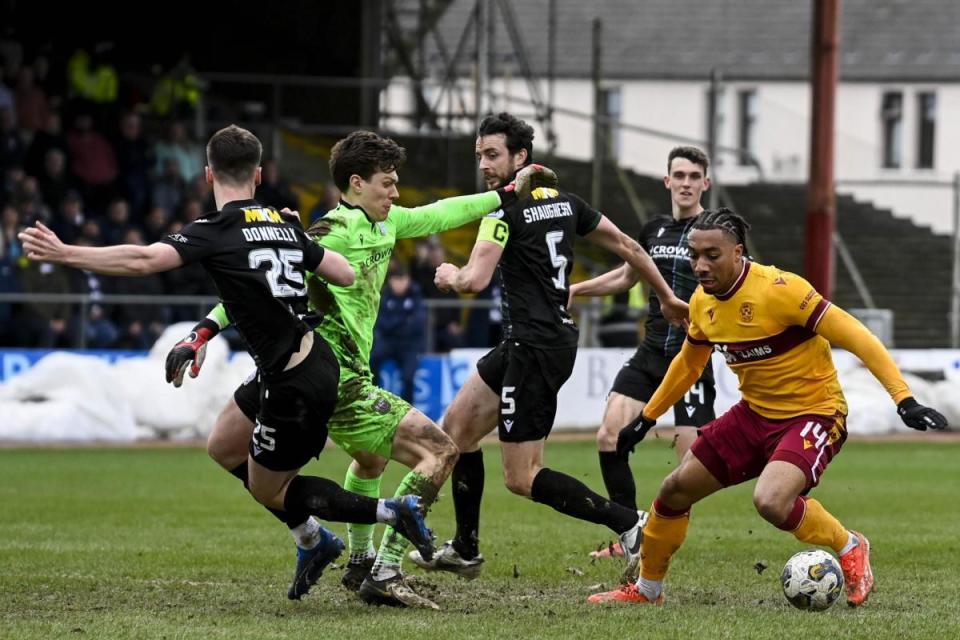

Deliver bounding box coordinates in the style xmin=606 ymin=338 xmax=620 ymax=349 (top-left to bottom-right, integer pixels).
xmin=0 ymin=293 xmax=629 ymax=351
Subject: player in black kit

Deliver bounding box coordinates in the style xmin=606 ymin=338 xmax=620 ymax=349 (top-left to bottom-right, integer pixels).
xmin=406 ymin=113 xmax=688 ymax=583
xmin=19 ymin=124 xmax=435 ymax=592
xmin=569 ymin=146 xmax=715 ymax=559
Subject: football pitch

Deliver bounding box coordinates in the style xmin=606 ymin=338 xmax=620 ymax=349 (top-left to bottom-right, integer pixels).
xmin=1 ymin=438 xmax=957 ymax=639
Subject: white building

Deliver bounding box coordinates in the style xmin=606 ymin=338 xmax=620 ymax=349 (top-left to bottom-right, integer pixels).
xmin=382 ymin=0 xmax=960 ymax=234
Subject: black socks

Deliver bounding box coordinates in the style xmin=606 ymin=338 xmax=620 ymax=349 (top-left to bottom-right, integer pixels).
xmin=598 ymin=451 xmax=637 ymax=510
xmin=282 ymin=475 xmax=379 ymax=524
xmin=451 ymin=449 xmax=484 ymax=559
xmin=530 ymin=467 xmax=638 ymax=534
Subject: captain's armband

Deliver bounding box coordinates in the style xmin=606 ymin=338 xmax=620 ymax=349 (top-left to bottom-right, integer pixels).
xmin=477 ymin=216 xmax=509 ymax=247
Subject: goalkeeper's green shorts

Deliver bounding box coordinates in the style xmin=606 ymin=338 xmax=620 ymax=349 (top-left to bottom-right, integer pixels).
xmin=326 ymin=368 xmax=412 ymax=459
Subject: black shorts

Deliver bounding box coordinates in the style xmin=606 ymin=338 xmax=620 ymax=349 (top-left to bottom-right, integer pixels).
xmin=233 ymin=335 xmax=339 ymax=472
xmin=476 ymin=341 xmax=577 ymax=443
xmin=610 ymin=346 xmax=716 ymax=427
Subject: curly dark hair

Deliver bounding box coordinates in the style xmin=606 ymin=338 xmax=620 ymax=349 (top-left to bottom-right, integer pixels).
xmin=667 ymin=146 xmax=709 ymax=175
xmin=692 ymin=207 xmax=751 ymax=246
xmin=206 ymin=124 xmax=262 ymax=186
xmin=478 ymin=112 xmax=534 ymax=165
xmin=329 ymin=131 xmax=407 ymax=192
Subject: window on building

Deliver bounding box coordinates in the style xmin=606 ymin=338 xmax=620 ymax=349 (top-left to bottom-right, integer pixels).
xmin=737 ymin=89 xmax=757 ymax=166
xmin=881 ymin=91 xmax=903 ymax=169
xmin=916 ymin=92 xmax=936 ymax=169
xmin=599 ymin=87 xmax=622 ymax=161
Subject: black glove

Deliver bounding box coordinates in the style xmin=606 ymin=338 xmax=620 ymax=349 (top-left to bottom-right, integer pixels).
xmin=165 ymin=318 xmax=220 ymax=387
xmin=897 ymin=397 xmax=948 ymax=431
xmin=496 ymin=163 xmax=560 ymax=206
xmin=616 ymin=413 xmax=657 ymax=459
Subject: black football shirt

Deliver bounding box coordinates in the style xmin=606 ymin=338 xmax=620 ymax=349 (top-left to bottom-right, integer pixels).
xmin=160 ymin=199 xmax=325 ymax=376
xmin=479 ymin=188 xmax=602 ymax=348
xmin=637 ymin=214 xmax=702 ymax=357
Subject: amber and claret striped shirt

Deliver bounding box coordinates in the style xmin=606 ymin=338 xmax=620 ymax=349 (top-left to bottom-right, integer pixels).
xmin=644 ymin=261 xmax=912 ymax=422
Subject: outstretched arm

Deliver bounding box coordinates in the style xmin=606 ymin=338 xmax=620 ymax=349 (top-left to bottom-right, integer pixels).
xmin=643 ymin=339 xmax=713 ymax=420
xmin=583 ymin=217 xmax=688 ymax=328
xmin=616 ymin=339 xmax=712 ymax=457
xmin=394 ymin=164 xmax=559 ymax=239
xmin=816 ymin=304 xmax=947 ymax=430
xmin=20 ymin=222 xmax=182 ymax=275
xmin=570 ymin=263 xmax=637 ymax=299
xmin=815 ymin=305 xmax=911 ymax=403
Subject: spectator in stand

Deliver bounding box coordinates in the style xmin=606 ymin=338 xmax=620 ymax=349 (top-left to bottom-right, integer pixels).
xmin=161 ymin=219 xmax=216 ymax=323
xmin=150 ymin=55 xmax=201 ymax=121
xmin=31 ymin=55 xmax=60 ymax=104
xmin=37 ymin=148 xmax=69 ymax=213
xmin=99 ymin=198 xmax=132 ymax=246
xmin=154 ymin=120 xmax=203 ymax=184
xmin=255 ymin=158 xmax=299 ymax=212
xmin=24 ymin=111 xmax=67 ymax=179
xmin=11 ymin=175 xmax=47 ymax=224
xmin=110 ymin=228 xmax=167 ymax=349
xmin=180 ymin=197 xmax=203 ymax=224
xmin=142 ymin=205 xmax=170 ymax=244
xmin=17 ymin=247 xmax=72 ymax=348
xmin=185 ymin=171 xmax=215 ymax=211
xmin=77 ymin=218 xmax=102 ymax=246
xmin=0 ymin=63 xmax=14 ymax=121
xmin=66 ymin=112 xmax=117 ymax=215
xmin=0 ymin=106 xmax=24 ymax=174
xmin=0 ymin=57 xmax=17 ymax=120
xmin=308 ymin=182 xmax=340 ymax=223
xmin=114 ymin=111 xmax=152 ymax=217
xmin=66 ymin=44 xmax=119 ymax=128
xmin=465 ymin=280 xmax=504 ymax=349
xmin=371 ymin=260 xmax=427 ymax=403
xmin=49 ymin=190 xmax=86 ymax=244
xmin=2 ymin=166 xmax=23 ymax=210
xmin=0 ymin=203 xmax=23 ymax=262
xmin=14 ymin=67 xmax=50 ymax=133
xmin=152 ymin=156 xmax=185 ymax=216
xmin=0 ymin=204 xmax=21 ymax=343
xmin=66 ymin=236 xmax=118 ymax=348
xmin=411 ymin=239 xmax=465 ymax=352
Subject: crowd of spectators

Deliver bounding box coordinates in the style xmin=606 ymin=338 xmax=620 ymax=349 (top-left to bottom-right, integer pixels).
xmin=0 ymin=38 xmax=506 ymax=356
xmin=0 ymin=40 xmax=306 ymax=349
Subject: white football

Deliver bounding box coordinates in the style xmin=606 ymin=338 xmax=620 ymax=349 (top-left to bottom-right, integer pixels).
xmin=781 ymin=550 xmax=844 ymax=611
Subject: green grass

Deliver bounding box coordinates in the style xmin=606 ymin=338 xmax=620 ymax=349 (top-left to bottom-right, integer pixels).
xmin=1 ymin=439 xmax=958 ymax=639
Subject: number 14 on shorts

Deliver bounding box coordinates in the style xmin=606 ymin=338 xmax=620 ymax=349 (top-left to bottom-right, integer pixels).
xmin=799 ymin=421 xmax=831 ymax=450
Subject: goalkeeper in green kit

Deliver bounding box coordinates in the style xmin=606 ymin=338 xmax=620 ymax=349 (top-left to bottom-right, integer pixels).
xmin=165 ymin=131 xmax=555 ymax=609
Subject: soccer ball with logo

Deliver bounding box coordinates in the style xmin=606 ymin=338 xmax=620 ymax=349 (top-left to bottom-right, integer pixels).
xmin=781 ymin=550 xmax=844 ymax=611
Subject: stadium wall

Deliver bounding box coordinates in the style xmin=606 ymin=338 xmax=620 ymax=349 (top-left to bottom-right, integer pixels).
xmin=1 ymin=325 xmax=958 ymax=442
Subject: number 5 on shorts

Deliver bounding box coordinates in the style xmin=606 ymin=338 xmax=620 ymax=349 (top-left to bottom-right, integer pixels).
xmin=501 ymin=386 xmax=516 ymax=415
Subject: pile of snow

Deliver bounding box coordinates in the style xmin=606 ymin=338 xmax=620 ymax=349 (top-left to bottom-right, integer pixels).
xmin=0 ymin=323 xmax=254 ymax=442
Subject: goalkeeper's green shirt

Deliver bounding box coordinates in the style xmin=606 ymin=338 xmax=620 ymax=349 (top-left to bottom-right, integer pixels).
xmin=306 ymin=191 xmax=501 ymax=377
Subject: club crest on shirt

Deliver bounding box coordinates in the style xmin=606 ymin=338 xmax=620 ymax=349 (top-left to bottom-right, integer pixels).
xmin=706 ymin=308 xmax=716 ymax=322
xmin=372 ymin=395 xmax=392 ymax=415
xmin=739 ymin=302 xmax=754 ymax=323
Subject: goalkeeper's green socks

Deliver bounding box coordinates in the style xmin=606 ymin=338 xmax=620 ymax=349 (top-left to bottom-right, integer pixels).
xmin=344 ymin=467 xmax=383 ymax=562
xmin=372 ymin=470 xmax=438 ymax=580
